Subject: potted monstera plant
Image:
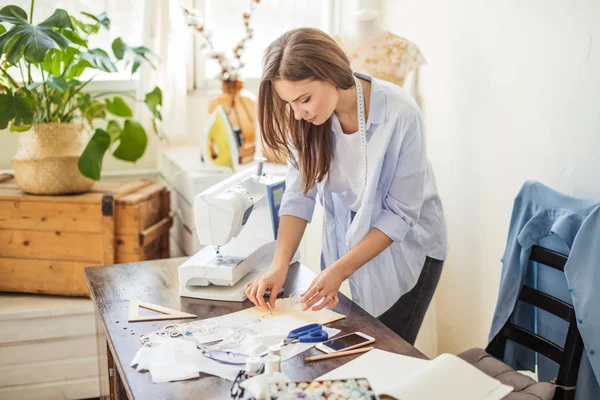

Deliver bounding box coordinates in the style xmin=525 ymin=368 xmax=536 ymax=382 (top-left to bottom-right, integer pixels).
xmin=0 ymin=2 xmax=163 ymax=194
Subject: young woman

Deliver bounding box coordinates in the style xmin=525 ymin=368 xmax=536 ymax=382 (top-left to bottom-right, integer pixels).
xmin=245 ymin=28 xmax=447 ymax=345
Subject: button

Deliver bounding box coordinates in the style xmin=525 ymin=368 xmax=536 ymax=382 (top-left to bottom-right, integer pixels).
xmin=568 ymin=288 xmax=573 ymax=293
xmin=578 ymin=319 xmax=583 ymax=324
xmin=590 ymin=349 xmax=595 ymax=355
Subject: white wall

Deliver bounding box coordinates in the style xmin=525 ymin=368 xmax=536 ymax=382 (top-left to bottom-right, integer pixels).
xmin=380 ymin=0 xmax=600 ymax=354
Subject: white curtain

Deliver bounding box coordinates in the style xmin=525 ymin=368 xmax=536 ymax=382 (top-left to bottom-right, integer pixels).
xmin=139 ymin=0 xmax=193 ymax=140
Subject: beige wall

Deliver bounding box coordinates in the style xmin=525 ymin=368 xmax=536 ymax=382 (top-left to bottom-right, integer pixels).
xmin=380 ymin=0 xmax=600 ymax=354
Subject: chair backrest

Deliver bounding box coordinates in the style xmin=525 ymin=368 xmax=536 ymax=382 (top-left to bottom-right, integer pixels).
xmin=486 ymin=245 xmax=584 ymax=400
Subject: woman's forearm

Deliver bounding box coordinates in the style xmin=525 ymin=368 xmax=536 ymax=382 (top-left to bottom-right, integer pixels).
xmin=332 ymin=228 xmax=393 ymax=279
xmin=272 ymin=215 xmax=308 ymax=270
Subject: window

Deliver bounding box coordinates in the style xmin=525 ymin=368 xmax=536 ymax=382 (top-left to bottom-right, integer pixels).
xmin=7 ymin=0 xmax=146 ymax=84
xmin=196 ymin=0 xmax=340 ymax=83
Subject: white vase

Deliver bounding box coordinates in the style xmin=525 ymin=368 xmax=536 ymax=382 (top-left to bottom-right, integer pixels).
xmin=11 ymin=123 xmax=95 ymax=195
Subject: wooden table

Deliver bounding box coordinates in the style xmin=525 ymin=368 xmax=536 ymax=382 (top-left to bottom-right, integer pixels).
xmin=85 ymin=258 xmax=427 ymax=399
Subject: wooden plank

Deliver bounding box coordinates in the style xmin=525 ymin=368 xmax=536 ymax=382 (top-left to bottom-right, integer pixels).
xmin=140 ymin=187 xmax=164 ymax=230
xmin=0 ymin=179 xmax=138 ymax=204
xmin=0 ymin=313 xmax=96 ymax=344
xmin=0 ymin=258 xmax=97 ymax=296
xmin=0 ymin=355 xmax=99 ymax=387
xmin=114 ymin=234 xmax=142 ymax=262
xmin=0 ymin=230 xmax=104 ymax=263
xmin=0 ymin=201 xmax=102 ymax=232
xmin=115 ymin=231 xmax=170 ymax=263
xmin=117 ymin=182 xmax=161 ymax=205
xmin=0 ymin=174 xmax=13 ymax=183
xmin=0 ymin=335 xmax=97 ymax=366
xmin=0 ymin=377 xmax=100 ymax=400
xmin=114 ymin=203 xmax=141 ymax=234
xmin=112 ymin=179 xmax=153 ymax=198
xmin=114 ymin=185 xmax=166 ymax=234
xmin=139 ymin=217 xmax=172 ymax=246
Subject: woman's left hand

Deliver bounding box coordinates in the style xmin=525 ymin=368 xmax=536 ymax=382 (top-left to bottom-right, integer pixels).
xmin=300 ymin=265 xmax=346 ymax=311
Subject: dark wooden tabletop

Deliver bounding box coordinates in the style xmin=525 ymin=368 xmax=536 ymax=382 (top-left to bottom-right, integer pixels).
xmin=85 ymin=258 xmax=427 ymax=399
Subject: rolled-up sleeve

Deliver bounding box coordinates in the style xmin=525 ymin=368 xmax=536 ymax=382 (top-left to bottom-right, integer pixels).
xmin=373 ymin=110 xmax=427 ymax=242
xmin=278 ymin=155 xmax=317 ymax=223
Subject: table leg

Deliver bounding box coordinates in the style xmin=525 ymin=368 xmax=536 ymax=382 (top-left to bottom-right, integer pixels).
xmin=95 ymin=303 xmax=129 ymax=399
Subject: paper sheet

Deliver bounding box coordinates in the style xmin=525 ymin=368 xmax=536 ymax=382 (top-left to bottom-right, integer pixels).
xmin=318 ymin=349 xmax=430 ymax=394
xmin=245 ymin=297 xmax=346 ymax=325
xmin=132 ymin=312 xmax=343 ymax=382
xmin=318 ymin=350 xmax=513 ymax=400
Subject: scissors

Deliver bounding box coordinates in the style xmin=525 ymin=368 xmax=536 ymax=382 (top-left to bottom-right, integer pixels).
xmin=280 ymin=323 xmax=328 ymax=347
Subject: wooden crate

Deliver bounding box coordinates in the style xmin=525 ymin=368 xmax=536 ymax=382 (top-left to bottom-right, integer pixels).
xmin=0 ymin=174 xmax=172 ymax=296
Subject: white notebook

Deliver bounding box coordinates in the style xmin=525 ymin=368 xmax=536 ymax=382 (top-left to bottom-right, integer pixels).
xmin=318 ymin=349 xmax=513 ymax=400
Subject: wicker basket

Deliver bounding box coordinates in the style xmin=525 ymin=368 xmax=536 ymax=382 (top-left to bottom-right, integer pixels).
xmin=11 ymin=123 xmax=94 ymax=195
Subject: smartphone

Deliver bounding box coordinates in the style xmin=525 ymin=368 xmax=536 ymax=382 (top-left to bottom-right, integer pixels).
xmin=315 ymin=332 xmax=375 ymax=354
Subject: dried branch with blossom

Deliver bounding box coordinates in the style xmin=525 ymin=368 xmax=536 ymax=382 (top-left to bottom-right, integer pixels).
xmin=183 ymin=0 xmax=261 ymax=82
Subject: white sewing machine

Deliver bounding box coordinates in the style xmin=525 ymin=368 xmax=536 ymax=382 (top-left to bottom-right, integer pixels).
xmin=179 ymin=163 xmax=298 ymax=301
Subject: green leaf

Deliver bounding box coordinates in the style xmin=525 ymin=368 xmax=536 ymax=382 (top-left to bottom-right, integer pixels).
xmin=47 ymin=76 xmax=68 ymax=91
xmin=106 ymin=120 xmax=121 ymax=142
xmin=0 ymin=6 xmax=28 ymax=25
xmin=110 ymin=38 xmax=157 ymax=75
xmin=43 ymin=48 xmax=61 ymax=75
xmin=144 ymin=86 xmax=162 ymax=119
xmin=84 ymin=101 xmax=106 ymax=123
xmin=9 ymin=122 xmax=31 ymax=131
xmin=70 ymin=15 xmax=99 ymax=35
xmin=13 ymin=88 xmax=36 ymax=126
xmin=0 ymin=8 xmax=72 ymax=64
xmin=81 ymin=12 xmax=110 ymax=29
xmin=46 ymin=76 xmax=81 ymax=92
xmin=0 ymin=92 xmax=14 ymax=129
xmin=105 ymin=97 xmax=132 ymax=117
xmin=27 ymin=82 xmax=41 ymax=90
xmin=39 ymin=9 xmax=73 ymax=29
xmin=78 ymin=128 xmax=111 ymax=180
xmin=111 ymin=37 xmax=126 ymax=60
xmin=0 ymin=88 xmax=35 ymax=129
xmin=79 ymin=48 xmax=117 ymax=72
xmin=113 ymin=120 xmax=147 ymax=162
xmin=0 ymin=24 xmax=6 ymax=35
xmin=61 ymin=29 xmax=87 ymax=47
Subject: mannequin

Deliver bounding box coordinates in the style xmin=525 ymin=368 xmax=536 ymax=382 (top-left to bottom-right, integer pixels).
xmin=335 ymin=9 xmax=425 ymax=103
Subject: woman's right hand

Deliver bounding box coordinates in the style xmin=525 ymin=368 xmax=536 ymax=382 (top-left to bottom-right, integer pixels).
xmin=245 ymin=266 xmax=288 ymax=309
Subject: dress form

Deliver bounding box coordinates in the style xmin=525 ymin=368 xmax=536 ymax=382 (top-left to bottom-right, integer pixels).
xmin=336 ymin=9 xmax=425 ymax=101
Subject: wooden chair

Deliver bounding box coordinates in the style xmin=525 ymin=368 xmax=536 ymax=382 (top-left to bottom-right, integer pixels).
xmin=459 ymin=245 xmax=584 ymax=400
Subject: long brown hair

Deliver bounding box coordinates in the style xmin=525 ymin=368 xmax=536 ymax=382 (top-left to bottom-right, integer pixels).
xmin=258 ymin=28 xmax=354 ymax=194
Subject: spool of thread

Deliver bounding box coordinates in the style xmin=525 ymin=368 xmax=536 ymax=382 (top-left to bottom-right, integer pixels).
xmin=264 ymin=354 xmax=281 ymax=373
xmin=245 ymin=356 xmax=262 ymax=376
xmin=267 ymin=345 xmax=281 ymax=358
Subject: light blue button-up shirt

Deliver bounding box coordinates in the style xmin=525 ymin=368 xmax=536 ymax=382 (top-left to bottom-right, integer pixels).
xmin=489 ymin=181 xmax=600 ymax=399
xmin=278 ymin=72 xmax=447 ymax=317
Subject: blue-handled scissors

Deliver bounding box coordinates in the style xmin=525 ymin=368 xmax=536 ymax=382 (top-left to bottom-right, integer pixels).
xmin=280 ymin=323 xmax=328 ymax=347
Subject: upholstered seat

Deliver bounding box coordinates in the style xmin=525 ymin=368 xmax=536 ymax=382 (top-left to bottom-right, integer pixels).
xmin=459 ymin=347 xmax=556 ymax=400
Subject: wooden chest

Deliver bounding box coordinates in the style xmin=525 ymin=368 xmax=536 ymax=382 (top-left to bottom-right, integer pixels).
xmin=0 ymin=174 xmax=172 ymax=296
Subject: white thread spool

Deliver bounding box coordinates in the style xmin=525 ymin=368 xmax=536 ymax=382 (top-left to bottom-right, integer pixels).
xmin=264 ymin=354 xmax=280 ymax=373
xmin=245 ymin=356 xmax=262 ymax=376
xmin=267 ymin=345 xmax=281 ymax=358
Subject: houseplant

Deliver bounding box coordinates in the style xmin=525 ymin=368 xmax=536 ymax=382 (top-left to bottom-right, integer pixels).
xmin=0 ymin=2 xmax=163 ymax=194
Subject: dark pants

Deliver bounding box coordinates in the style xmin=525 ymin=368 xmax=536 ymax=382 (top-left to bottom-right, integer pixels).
xmin=377 ymin=256 xmax=444 ymax=345
xmin=336 ymin=212 xmax=444 ymax=345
